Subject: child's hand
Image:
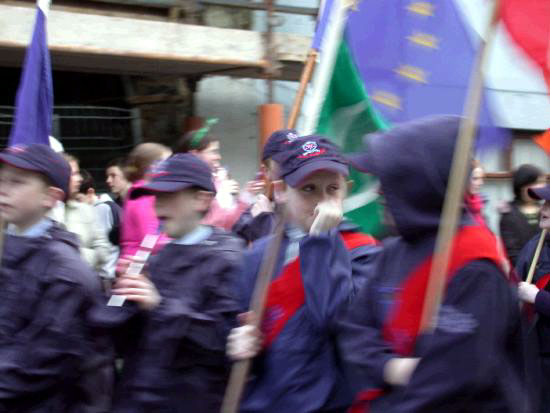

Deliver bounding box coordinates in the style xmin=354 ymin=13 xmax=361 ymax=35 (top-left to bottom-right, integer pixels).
xmin=384 ymin=357 xmax=420 ymax=386
xmin=245 ymin=180 xmax=266 ymax=196
xmin=310 ymin=200 xmax=343 ymax=236
xmin=227 ymin=312 xmax=262 ymax=360
xmin=113 ymin=273 xmax=161 ymax=311
xmin=518 ymin=282 xmax=539 ymax=304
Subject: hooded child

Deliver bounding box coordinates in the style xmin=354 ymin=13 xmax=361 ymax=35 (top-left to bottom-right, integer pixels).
xmin=338 ymin=116 xmax=533 ymax=413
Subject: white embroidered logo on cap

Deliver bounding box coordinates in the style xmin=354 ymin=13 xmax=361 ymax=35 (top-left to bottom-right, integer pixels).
xmin=302 ymin=141 xmax=320 ymax=156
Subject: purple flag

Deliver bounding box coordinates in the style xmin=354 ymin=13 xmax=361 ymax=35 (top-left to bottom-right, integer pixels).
xmin=9 ymin=3 xmax=53 ymax=147
xmin=345 ymin=0 xmax=508 ymax=150
xmin=312 ymin=0 xmax=335 ymax=51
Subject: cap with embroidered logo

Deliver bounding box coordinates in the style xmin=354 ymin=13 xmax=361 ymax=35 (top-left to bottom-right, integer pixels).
xmin=277 ymin=136 xmax=349 ymax=187
xmin=261 ymin=128 xmax=301 ymax=162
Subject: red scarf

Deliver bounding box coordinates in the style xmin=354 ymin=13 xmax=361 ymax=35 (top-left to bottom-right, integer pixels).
xmin=262 ymin=232 xmax=377 ymax=347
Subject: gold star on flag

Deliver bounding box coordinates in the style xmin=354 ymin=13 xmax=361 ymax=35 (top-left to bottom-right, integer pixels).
xmin=407 ymin=2 xmax=435 ymax=17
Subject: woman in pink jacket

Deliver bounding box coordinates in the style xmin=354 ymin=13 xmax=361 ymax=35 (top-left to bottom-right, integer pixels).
xmin=120 ymin=142 xmax=172 ymax=258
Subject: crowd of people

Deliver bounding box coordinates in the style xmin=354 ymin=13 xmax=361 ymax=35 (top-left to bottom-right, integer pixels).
xmin=0 ymin=115 xmax=549 ymax=412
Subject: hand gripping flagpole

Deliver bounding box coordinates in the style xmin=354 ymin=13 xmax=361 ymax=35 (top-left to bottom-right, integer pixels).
xmin=220 ymin=208 xmax=287 ymax=413
xmin=419 ymin=0 xmax=501 ymax=333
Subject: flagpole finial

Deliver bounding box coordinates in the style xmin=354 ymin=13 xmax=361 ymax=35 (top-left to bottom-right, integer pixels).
xmin=37 ymin=0 xmax=51 ymax=16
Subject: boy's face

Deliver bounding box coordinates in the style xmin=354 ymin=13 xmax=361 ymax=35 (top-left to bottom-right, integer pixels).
xmin=540 ymin=201 xmax=550 ymax=229
xmin=106 ymin=166 xmax=128 ymax=196
xmin=154 ymin=189 xmax=213 ymax=238
xmin=277 ymin=170 xmax=347 ymax=232
xmin=0 ymin=165 xmax=57 ymax=229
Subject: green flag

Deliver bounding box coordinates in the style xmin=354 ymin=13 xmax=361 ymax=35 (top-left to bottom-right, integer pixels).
xmin=314 ymin=41 xmax=388 ymax=235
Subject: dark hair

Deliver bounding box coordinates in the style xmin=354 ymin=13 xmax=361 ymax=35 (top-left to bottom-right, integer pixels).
xmin=174 ymin=130 xmax=217 ymax=153
xmin=79 ymin=169 xmax=95 ymax=194
xmin=125 ymin=143 xmax=171 ymax=183
xmin=107 ymin=157 xmax=126 ymax=170
xmin=513 ymin=164 xmax=543 ymax=201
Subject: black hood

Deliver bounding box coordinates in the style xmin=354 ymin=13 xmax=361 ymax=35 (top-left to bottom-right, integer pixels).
xmin=350 ymin=115 xmax=467 ymax=242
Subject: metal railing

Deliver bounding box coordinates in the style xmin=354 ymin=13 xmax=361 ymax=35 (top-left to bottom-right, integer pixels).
xmin=0 ymin=105 xmax=141 ymax=192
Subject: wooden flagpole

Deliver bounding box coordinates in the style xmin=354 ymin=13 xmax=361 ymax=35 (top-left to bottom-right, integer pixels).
xmin=419 ymin=0 xmax=501 ymax=333
xmin=526 ymin=229 xmax=547 ymax=284
xmin=287 ymin=50 xmax=318 ymax=129
xmin=220 ymin=210 xmax=286 ymax=413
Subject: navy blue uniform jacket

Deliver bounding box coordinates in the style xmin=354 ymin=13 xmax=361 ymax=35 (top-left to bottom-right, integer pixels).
xmin=517 ymin=235 xmax=550 ymax=354
xmin=232 ymin=209 xmax=275 ymax=244
xmin=111 ymin=228 xmax=243 ymax=413
xmin=338 ymin=118 xmax=533 ymax=413
xmin=237 ymin=224 xmax=380 ymax=413
xmin=0 ymin=222 xmax=113 ymax=412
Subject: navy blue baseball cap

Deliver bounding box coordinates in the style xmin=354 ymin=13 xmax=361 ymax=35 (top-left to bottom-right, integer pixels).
xmin=0 ymin=144 xmax=71 ymax=201
xmin=528 ymin=185 xmax=550 ymax=201
xmin=130 ymin=153 xmax=216 ymax=199
xmin=262 ymin=129 xmax=300 ymax=162
xmin=277 ymin=136 xmax=349 ymax=187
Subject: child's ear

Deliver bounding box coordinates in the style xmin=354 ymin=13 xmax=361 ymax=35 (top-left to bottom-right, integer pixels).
xmin=346 ymin=179 xmax=354 ymax=192
xmin=43 ymin=187 xmax=64 ymax=209
xmin=196 ymin=190 xmax=215 ymax=212
xmin=272 ymin=180 xmax=288 ymax=204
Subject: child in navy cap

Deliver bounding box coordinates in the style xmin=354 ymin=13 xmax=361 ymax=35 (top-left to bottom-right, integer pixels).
xmin=0 ymin=143 xmax=114 ymax=411
xmin=232 ymin=129 xmax=300 ymax=244
xmin=338 ymin=116 xmax=532 ymax=412
xmin=227 ymin=136 xmax=380 ymax=412
xmin=109 ymin=153 xmax=243 ymax=412
xmin=516 ymin=184 xmax=550 ymax=413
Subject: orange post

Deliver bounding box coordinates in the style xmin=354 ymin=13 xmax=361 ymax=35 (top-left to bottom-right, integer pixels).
xmin=258 ymin=103 xmax=284 ymax=163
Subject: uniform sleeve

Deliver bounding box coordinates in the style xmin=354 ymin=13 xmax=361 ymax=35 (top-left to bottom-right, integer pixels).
xmin=151 ymin=254 xmax=242 ymax=354
xmin=349 ymin=243 xmax=383 ymax=295
xmin=0 ymin=274 xmax=92 ymax=399
xmin=299 ymin=231 xmax=354 ymax=330
xmin=336 ymin=269 xmax=395 ymax=392
xmin=535 ymin=289 xmax=550 ymax=317
xmin=390 ymin=260 xmax=519 ymax=413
